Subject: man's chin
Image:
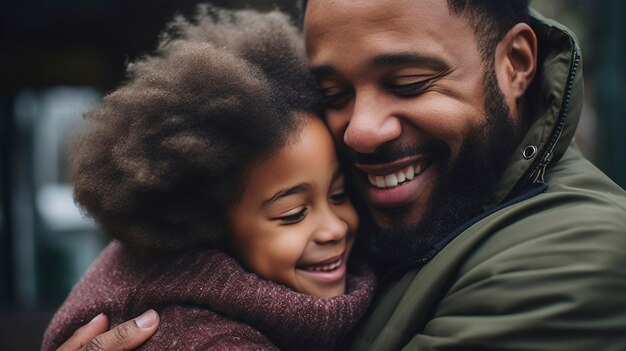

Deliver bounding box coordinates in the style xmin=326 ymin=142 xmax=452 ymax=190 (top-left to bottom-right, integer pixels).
xmin=364 ymin=164 xmax=490 ymax=270
xmin=369 ymin=204 xmax=424 ymax=230
xmin=367 ymin=217 xmax=426 ymax=270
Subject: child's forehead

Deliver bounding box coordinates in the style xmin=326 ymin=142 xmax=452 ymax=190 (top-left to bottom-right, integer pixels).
xmin=240 ymin=116 xmax=339 ymax=201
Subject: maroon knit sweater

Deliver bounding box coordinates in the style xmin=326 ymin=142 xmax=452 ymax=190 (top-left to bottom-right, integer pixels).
xmin=42 ymin=241 xmax=376 ymax=350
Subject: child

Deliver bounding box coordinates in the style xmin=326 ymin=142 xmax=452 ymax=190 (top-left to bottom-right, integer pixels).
xmin=42 ymin=6 xmax=375 ymax=351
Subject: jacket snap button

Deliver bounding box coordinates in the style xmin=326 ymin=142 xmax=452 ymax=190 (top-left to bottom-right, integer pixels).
xmin=523 ymin=145 xmax=537 ymax=159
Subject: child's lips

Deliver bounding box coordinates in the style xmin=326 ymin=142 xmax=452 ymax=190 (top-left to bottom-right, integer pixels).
xmin=297 ymin=253 xmax=344 ymax=271
xmin=296 ymin=253 xmax=347 ymax=283
xmin=299 ymin=257 xmax=343 ymax=272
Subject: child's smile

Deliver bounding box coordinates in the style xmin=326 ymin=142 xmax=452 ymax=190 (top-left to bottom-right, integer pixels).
xmin=228 ymin=115 xmax=358 ymax=298
xmin=296 ymin=251 xmax=348 ymax=285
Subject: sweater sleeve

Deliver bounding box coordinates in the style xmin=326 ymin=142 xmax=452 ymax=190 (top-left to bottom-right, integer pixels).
xmin=141 ymin=304 xmax=279 ymax=351
xmin=401 ymin=202 xmax=626 ymax=351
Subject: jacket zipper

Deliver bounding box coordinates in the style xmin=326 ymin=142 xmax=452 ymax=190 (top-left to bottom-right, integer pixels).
xmin=526 ymin=44 xmax=581 ymax=184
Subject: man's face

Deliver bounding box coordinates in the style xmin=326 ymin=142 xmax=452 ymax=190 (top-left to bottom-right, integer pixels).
xmin=304 ymin=0 xmax=519 ymax=263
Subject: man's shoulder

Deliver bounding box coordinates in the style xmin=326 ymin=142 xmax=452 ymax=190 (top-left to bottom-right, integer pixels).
xmin=401 ymin=161 xmax=626 ymax=349
xmin=350 ymin=148 xmax=626 ymax=350
xmin=462 ymin=153 xmax=626 ymax=276
xmin=474 ymin=145 xmax=626 ymax=256
xmin=460 ymin=192 xmax=626 ymax=280
xmin=448 ymin=148 xmax=626 ymax=306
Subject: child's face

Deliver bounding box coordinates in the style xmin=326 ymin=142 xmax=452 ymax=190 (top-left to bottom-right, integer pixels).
xmin=228 ymin=115 xmax=358 ymax=298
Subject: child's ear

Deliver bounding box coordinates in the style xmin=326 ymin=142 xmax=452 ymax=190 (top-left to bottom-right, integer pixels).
xmin=495 ymin=22 xmax=538 ymax=101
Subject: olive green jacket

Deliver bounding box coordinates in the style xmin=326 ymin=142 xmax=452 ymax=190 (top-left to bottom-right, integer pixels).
xmin=349 ymin=11 xmax=626 ymax=351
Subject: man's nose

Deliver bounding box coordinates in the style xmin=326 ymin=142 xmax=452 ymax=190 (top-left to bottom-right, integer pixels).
xmin=343 ymin=90 xmax=402 ymax=154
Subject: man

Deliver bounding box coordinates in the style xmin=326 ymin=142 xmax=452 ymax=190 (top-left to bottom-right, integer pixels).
xmin=58 ymin=1 xmax=626 ymax=350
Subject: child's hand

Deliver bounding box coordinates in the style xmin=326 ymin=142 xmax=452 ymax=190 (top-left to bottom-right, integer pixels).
xmin=56 ymin=310 xmax=159 ymax=351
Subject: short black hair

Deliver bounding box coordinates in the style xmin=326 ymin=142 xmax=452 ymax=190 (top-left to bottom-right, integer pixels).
xmin=298 ymin=0 xmax=530 ymax=62
xmin=446 ymin=0 xmax=530 ymax=62
xmin=71 ymin=6 xmax=321 ymax=252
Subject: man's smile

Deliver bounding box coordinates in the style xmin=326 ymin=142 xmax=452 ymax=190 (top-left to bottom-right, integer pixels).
xmin=354 ymin=155 xmax=435 ymax=208
xmin=363 ymin=160 xmax=433 ymax=189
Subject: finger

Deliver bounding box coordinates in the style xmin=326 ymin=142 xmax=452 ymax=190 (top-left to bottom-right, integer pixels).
xmin=81 ymin=309 xmax=159 ymax=351
xmin=57 ymin=313 xmax=110 ymax=351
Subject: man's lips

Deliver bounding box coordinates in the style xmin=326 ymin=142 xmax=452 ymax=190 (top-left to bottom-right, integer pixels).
xmin=352 ymin=155 xmax=435 ymax=209
xmin=355 ymin=155 xmax=432 ymax=189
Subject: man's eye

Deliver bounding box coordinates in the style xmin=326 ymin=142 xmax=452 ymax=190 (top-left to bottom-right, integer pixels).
xmin=321 ymin=88 xmax=353 ymax=109
xmin=277 ymin=208 xmax=308 ymax=225
xmin=330 ymin=189 xmax=349 ymax=204
xmin=388 ymin=80 xmax=430 ymax=96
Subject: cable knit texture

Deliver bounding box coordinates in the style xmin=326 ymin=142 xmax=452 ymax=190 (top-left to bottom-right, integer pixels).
xmin=42 ymin=241 xmax=376 ymax=350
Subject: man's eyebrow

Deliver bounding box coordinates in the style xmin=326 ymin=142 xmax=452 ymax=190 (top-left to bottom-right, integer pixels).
xmin=310 ymin=64 xmax=337 ymax=78
xmin=310 ymin=53 xmax=448 ymax=79
xmin=370 ymin=52 xmax=448 ymax=71
xmin=261 ymin=183 xmax=311 ymax=208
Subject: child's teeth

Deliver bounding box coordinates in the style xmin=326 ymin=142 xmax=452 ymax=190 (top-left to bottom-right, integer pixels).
xmin=306 ymin=259 xmax=341 ymax=272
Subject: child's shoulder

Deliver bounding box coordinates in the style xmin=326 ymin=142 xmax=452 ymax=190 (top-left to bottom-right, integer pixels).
xmin=153 ymin=304 xmax=279 ymax=350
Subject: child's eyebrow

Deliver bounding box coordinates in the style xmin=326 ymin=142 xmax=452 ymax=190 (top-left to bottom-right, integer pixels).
xmin=261 ymin=183 xmax=311 ymax=208
xmin=331 ymin=167 xmax=343 ymax=182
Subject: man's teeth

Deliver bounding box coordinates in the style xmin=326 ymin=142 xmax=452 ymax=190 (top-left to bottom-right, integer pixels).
xmin=304 ymin=259 xmax=342 ymax=272
xmin=368 ymin=164 xmax=422 ymax=189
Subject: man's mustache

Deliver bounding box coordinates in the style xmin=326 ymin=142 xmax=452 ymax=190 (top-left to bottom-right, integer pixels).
xmin=344 ymin=140 xmax=447 ymax=165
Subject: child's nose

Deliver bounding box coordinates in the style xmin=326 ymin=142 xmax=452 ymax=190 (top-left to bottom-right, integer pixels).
xmin=314 ymin=208 xmax=349 ymax=244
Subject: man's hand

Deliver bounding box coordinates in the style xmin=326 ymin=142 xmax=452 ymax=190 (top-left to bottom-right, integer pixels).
xmin=56 ymin=310 xmax=159 ymax=351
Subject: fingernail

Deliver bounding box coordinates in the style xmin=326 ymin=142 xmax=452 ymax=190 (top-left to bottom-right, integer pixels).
xmin=89 ymin=313 xmax=105 ymax=324
xmin=135 ymin=309 xmax=157 ymax=329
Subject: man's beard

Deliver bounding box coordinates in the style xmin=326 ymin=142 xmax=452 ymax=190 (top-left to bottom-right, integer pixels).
xmin=366 ymin=67 xmax=519 ymax=270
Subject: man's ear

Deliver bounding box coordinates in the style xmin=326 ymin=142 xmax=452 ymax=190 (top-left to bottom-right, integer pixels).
xmin=495 ymin=22 xmax=538 ymax=100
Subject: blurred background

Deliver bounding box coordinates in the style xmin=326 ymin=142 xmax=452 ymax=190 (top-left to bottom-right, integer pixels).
xmin=0 ymin=0 xmax=624 ymax=349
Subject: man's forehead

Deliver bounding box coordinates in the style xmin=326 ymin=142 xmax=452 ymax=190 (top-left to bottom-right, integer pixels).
xmin=303 ymin=0 xmax=458 ymax=41
xmin=305 ymin=0 xmax=413 ymax=24
xmin=304 ymin=0 xmax=473 ymax=67
xmin=303 ymin=0 xmax=451 ymax=22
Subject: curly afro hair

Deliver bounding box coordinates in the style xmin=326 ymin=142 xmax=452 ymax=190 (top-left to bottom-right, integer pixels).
xmin=71 ymin=6 xmax=322 ymax=252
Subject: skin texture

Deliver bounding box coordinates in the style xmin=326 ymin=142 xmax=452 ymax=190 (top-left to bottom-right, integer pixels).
xmin=56 ymin=311 xmax=158 ymax=351
xmin=57 ymin=1 xmax=538 ymax=348
xmin=304 ymin=0 xmax=536 ymax=258
xmin=229 ymin=116 xmax=358 ymax=298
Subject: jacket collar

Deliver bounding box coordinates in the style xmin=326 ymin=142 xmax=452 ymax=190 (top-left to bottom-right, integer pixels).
xmin=487 ymin=9 xmax=583 ymax=208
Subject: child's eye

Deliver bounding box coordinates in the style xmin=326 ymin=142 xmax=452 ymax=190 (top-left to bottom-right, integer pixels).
xmin=330 ymin=190 xmax=349 ymax=204
xmin=320 ymin=86 xmax=353 ymax=110
xmin=277 ymin=207 xmax=308 ymax=225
